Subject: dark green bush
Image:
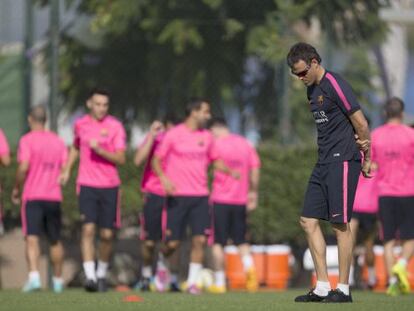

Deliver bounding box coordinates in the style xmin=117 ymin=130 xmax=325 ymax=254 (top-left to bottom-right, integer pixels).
xmin=0 ymin=144 xmax=317 ymax=244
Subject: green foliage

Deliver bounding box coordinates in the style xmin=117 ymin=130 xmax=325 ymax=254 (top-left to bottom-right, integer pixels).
xmin=40 ymin=0 xmax=388 ymax=141
xmin=0 ymin=145 xmax=317 ymax=244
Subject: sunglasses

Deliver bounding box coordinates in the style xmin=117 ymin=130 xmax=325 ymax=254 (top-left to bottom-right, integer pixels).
xmin=292 ymin=64 xmax=311 ymax=78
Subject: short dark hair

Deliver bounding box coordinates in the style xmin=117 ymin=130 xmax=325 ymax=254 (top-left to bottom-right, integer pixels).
xmin=287 ymin=42 xmax=322 ymax=68
xmin=208 ymin=117 xmax=228 ymax=129
xmin=29 ymin=105 xmax=47 ymax=124
xmin=385 ymin=97 xmax=404 ymax=119
xmin=88 ymin=87 xmax=110 ymax=100
xmin=185 ymin=97 xmax=208 ymax=117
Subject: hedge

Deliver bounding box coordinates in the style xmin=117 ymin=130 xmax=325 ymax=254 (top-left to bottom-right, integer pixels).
xmin=0 ymin=144 xmax=317 ymax=244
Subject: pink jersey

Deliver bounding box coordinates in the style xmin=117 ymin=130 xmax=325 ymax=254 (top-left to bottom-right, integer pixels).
xmin=155 ymin=123 xmax=217 ymax=196
xmin=371 ymin=123 xmax=414 ymax=197
xmin=0 ymin=129 xmax=10 ymax=157
xmin=140 ymin=132 xmax=166 ymax=196
xmin=18 ymin=130 xmax=68 ymax=201
xmin=211 ymin=134 xmax=261 ymax=205
xmin=353 ymin=173 xmax=378 ymax=213
xmin=73 ymin=114 xmax=126 ymax=188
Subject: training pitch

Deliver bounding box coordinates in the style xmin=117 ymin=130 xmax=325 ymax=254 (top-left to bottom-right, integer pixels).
xmin=0 ymin=289 xmax=413 ymax=311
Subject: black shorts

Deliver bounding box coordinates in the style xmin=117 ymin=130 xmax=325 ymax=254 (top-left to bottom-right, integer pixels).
xmin=378 ymin=196 xmax=414 ymax=242
xmin=352 ymin=212 xmax=377 ymax=237
xmin=165 ymin=196 xmax=211 ymax=241
xmin=302 ymin=160 xmax=361 ymax=224
xmin=213 ymin=203 xmax=247 ymax=246
xmin=79 ymin=186 xmax=120 ymax=229
xmin=140 ymin=193 xmax=166 ymax=241
xmin=22 ymin=200 xmax=61 ymax=243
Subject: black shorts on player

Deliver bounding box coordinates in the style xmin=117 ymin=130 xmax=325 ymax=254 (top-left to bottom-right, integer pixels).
xmin=165 ymin=196 xmax=210 ymax=241
xmin=352 ymin=212 xmax=377 ymax=238
xmin=140 ymin=192 xmax=165 ymax=241
xmin=24 ymin=200 xmax=62 ymax=243
xmin=302 ymin=160 xmax=361 ymax=223
xmin=213 ymin=203 xmax=247 ymax=246
xmin=79 ymin=185 xmax=119 ymax=229
xmin=378 ymin=196 xmax=414 ymax=242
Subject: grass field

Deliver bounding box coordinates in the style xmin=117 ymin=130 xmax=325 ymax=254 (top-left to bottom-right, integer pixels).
xmin=0 ymin=289 xmax=413 ymax=311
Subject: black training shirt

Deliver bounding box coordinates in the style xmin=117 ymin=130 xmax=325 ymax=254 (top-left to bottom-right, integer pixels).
xmin=307 ymin=71 xmax=361 ymax=164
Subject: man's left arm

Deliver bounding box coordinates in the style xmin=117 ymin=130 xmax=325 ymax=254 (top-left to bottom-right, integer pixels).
xmin=90 ymin=125 xmax=126 ymax=165
xmin=349 ymin=110 xmax=371 ymax=178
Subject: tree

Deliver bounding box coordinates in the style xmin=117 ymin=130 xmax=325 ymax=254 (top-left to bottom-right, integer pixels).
xmin=51 ymin=0 xmax=388 ymax=140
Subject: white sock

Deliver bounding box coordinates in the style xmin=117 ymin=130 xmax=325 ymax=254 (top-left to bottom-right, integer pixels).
xmin=214 ymin=270 xmax=226 ymax=287
xmin=241 ymin=254 xmax=254 ymax=271
xmin=313 ymin=280 xmax=331 ymax=296
xmin=83 ymin=261 xmax=96 ymax=281
xmin=96 ymin=261 xmax=109 ymax=279
xmin=53 ymin=276 xmax=64 ymax=284
xmin=349 ymin=265 xmax=355 ymax=286
xmin=187 ymin=263 xmax=202 ymax=286
xmin=29 ymin=271 xmax=40 ymax=282
xmin=367 ymin=266 xmax=376 ymax=286
xmin=389 ymin=276 xmax=398 ymax=285
xmin=142 ymin=266 xmax=152 ymax=279
xmin=398 ymin=258 xmax=408 ymax=268
xmin=337 ymin=283 xmax=350 ymax=296
xmin=170 ymin=273 xmax=178 ymax=284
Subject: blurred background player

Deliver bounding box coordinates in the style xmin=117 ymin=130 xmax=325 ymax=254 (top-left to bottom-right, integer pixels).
xmin=287 ymin=42 xmax=371 ymax=303
xmin=134 ymin=116 xmax=181 ymax=292
xmin=207 ymin=117 xmax=261 ymax=294
xmin=371 ymin=97 xmax=414 ymax=296
xmin=0 ymin=128 xmax=11 ymax=235
xmin=152 ymin=98 xmax=236 ymax=294
xmin=350 ymin=161 xmax=378 ymax=290
xmin=60 ymin=88 xmax=126 ymax=292
xmin=11 ymin=106 xmax=68 ymax=293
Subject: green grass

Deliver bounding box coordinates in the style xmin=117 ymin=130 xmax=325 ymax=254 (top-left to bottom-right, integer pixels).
xmin=0 ymin=289 xmax=413 ymax=311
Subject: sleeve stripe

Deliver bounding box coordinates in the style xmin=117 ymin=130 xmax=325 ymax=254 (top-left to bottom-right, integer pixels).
xmin=326 ymin=73 xmax=352 ymax=111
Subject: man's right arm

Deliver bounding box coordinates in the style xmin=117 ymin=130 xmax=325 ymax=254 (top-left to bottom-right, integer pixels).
xmin=152 ymin=155 xmax=175 ymax=195
xmin=59 ymin=146 xmax=79 ymax=185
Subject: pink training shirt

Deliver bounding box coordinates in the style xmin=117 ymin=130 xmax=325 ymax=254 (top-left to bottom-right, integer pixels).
xmin=0 ymin=129 xmax=10 ymax=157
xmin=155 ymin=123 xmax=218 ymax=196
xmin=371 ymin=123 xmax=414 ymax=197
xmin=211 ymin=134 xmax=261 ymax=205
xmin=139 ymin=132 xmax=166 ymax=196
xmin=353 ymin=172 xmax=378 ymax=214
xmin=18 ymin=130 xmax=68 ymax=201
xmin=74 ymin=114 xmax=126 ymax=188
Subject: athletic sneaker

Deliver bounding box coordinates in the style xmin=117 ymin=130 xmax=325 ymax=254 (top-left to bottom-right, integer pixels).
xmin=386 ymin=282 xmax=400 ymax=296
xmin=392 ymin=262 xmax=411 ymax=294
xmin=97 ymin=278 xmax=108 ymax=292
xmin=52 ymin=279 xmax=64 ymax=294
xmin=169 ymin=282 xmax=181 ymax=293
xmin=294 ymin=289 xmax=327 ymax=302
xmin=135 ymin=277 xmax=155 ymax=292
xmin=321 ymin=289 xmax=352 ymax=303
xmin=154 ymin=261 xmax=170 ymax=292
xmin=22 ymin=278 xmax=41 ymax=293
xmin=187 ymin=284 xmax=202 ymax=295
xmin=84 ymin=279 xmax=98 ymax=292
xmin=207 ymin=284 xmax=227 ymax=294
xmin=246 ymin=267 xmax=258 ymax=292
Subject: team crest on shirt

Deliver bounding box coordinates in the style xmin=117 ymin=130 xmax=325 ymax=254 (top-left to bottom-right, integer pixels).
xmin=100 ymin=128 xmax=109 ymax=137
xmin=317 ymin=95 xmax=324 ymax=105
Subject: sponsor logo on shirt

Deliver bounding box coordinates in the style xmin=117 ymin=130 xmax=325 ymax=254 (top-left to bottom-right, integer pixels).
xmin=198 ymin=139 xmax=205 ymax=147
xmin=318 ymin=95 xmax=324 ymax=105
xmin=100 ymin=128 xmax=109 ymax=137
xmin=313 ymin=110 xmax=329 ymax=124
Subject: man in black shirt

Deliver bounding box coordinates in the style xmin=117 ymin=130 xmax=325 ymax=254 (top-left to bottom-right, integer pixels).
xmin=287 ymin=42 xmax=371 ymax=303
